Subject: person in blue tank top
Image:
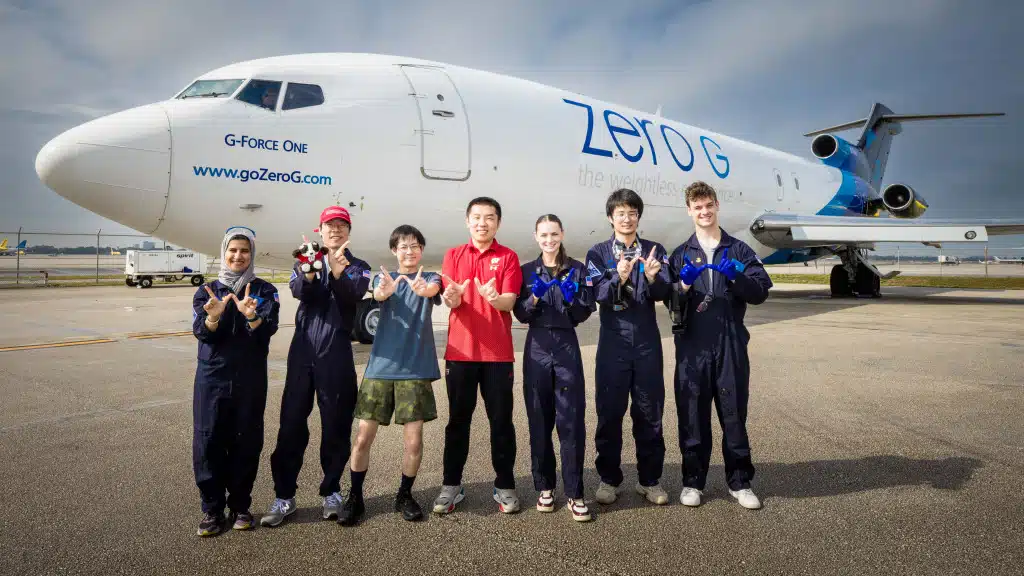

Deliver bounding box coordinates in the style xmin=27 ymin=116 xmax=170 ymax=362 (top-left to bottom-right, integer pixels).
xmin=337 ymin=224 xmax=442 ymax=526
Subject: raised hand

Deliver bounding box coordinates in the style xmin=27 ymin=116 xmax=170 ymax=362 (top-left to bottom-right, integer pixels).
xmin=475 ymin=277 xmax=499 ymax=302
xmin=640 ymin=245 xmax=661 ymax=282
xmin=679 ymin=257 xmax=706 ymax=287
xmin=530 ymin=274 xmax=557 ymax=299
xmin=408 ymin=267 xmax=432 ymax=297
xmin=709 ymin=248 xmax=744 ymax=281
xmin=559 ymin=269 xmax=578 ymax=304
xmin=233 ymin=283 xmax=258 ymax=319
xmin=616 ymin=251 xmax=638 ymax=283
xmin=203 ymin=285 xmax=230 ymax=321
xmin=441 ymin=273 xmax=471 ymax=306
xmin=331 ymin=240 xmax=351 ymax=269
xmin=376 ymin=266 xmax=401 ymax=299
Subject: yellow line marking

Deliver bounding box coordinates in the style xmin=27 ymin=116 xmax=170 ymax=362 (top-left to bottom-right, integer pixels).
xmin=0 ymin=338 xmax=117 ymax=352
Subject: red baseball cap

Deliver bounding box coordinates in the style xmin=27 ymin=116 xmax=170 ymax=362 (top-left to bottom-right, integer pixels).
xmin=316 ymin=205 xmax=351 ymax=230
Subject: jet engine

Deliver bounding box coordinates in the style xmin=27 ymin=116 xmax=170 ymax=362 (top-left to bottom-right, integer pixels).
xmin=881 ymin=183 xmax=928 ymax=218
xmin=811 ymin=134 xmax=865 ymax=173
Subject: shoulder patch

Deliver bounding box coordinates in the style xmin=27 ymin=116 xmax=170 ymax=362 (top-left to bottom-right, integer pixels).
xmin=586 ymin=260 xmax=602 ymax=279
xmin=273 ymin=292 xmax=280 ymax=302
xmin=362 ymin=269 xmax=371 ymax=279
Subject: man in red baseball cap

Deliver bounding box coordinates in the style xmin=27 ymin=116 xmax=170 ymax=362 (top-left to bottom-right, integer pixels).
xmin=262 ymin=204 xmax=372 ymax=528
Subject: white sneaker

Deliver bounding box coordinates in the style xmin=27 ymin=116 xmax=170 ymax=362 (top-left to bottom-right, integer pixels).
xmin=432 ymin=485 xmax=464 ymax=514
xmin=566 ymin=498 xmax=592 ymax=522
xmin=322 ymin=491 xmax=344 ymax=519
xmin=729 ymin=488 xmax=762 ymax=510
xmin=679 ymin=487 xmax=703 ymax=507
xmin=594 ymin=481 xmax=619 ymax=504
xmin=536 ymin=490 xmax=555 ymax=513
xmin=635 ymin=483 xmax=669 ymax=505
xmin=493 ymin=487 xmax=520 ymax=513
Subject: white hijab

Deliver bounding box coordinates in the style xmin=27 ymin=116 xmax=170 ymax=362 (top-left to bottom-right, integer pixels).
xmin=218 ymin=227 xmax=257 ymax=295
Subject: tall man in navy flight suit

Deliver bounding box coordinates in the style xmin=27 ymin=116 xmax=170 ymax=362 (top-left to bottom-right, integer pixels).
xmin=667 ymin=181 xmax=773 ymax=510
xmin=261 ymin=205 xmax=373 ymax=527
xmin=584 ymin=188 xmax=673 ymax=506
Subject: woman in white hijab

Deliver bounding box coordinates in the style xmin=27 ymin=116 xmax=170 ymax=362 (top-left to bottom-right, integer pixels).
xmin=191 ymin=226 xmax=281 ymax=536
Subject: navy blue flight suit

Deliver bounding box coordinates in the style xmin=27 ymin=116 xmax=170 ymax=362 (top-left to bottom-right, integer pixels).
xmin=269 ymin=251 xmax=371 ymax=499
xmin=584 ymin=236 xmax=672 ymax=488
xmin=192 ymin=278 xmax=281 ymax=516
xmin=513 ymin=256 xmax=595 ymax=499
xmin=666 ymin=230 xmax=772 ymax=491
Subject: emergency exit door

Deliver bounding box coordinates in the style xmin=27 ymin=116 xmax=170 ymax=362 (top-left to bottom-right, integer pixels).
xmin=400 ymin=66 xmax=471 ymax=181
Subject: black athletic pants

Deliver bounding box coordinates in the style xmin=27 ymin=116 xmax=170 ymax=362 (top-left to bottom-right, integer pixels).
xmin=442 ymin=360 xmax=517 ymax=489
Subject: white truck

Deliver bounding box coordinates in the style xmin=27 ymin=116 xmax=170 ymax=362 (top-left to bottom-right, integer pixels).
xmin=938 ymin=254 xmax=961 ymax=266
xmin=125 ymin=250 xmax=207 ymax=288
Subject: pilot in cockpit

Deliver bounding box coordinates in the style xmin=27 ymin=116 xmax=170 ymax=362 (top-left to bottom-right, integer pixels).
xmin=261 ymin=86 xmax=279 ymax=110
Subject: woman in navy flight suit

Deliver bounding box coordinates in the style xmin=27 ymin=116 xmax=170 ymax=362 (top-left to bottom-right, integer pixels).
xmin=191 ymin=226 xmax=280 ymax=536
xmin=513 ymin=214 xmax=596 ymax=522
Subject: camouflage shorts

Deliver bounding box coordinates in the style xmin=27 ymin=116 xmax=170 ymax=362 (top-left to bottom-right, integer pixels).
xmin=355 ymin=378 xmax=437 ymax=425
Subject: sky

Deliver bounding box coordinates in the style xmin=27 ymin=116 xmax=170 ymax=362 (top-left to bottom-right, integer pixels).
xmin=2 ymin=0 xmax=1022 ymax=254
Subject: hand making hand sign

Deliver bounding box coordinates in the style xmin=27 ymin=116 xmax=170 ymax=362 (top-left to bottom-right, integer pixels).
xmin=375 ymin=266 xmax=403 ymax=300
xmin=441 ymin=273 xmax=470 ymax=308
xmin=203 ymin=284 xmax=231 ymax=322
xmin=639 ymin=245 xmax=661 ymax=282
xmin=330 ymin=240 xmax=351 ymax=277
xmin=475 ymin=277 xmax=499 ymax=302
xmin=408 ymin=267 xmax=433 ymax=297
xmin=234 ymin=283 xmax=259 ymax=320
xmin=616 ymin=251 xmax=638 ymax=283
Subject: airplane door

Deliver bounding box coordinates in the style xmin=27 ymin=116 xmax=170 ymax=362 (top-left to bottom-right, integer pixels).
xmin=400 ymin=66 xmax=471 ymax=181
xmin=772 ymin=168 xmax=785 ymax=202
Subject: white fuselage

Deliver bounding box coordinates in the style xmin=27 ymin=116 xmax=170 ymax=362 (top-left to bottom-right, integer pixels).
xmin=35 ymin=53 xmax=847 ymax=271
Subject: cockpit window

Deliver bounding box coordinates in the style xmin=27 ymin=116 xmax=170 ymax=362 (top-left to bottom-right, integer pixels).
xmin=282 ymin=83 xmax=325 ymax=111
xmin=235 ymin=79 xmax=282 ymax=111
xmin=177 ymin=79 xmax=244 ymax=99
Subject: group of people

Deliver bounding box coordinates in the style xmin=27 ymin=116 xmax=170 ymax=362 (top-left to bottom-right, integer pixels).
xmin=189 ymin=180 xmax=773 ymax=537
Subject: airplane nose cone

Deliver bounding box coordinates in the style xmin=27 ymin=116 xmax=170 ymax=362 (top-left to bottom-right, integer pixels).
xmin=35 ymin=104 xmax=171 ymax=234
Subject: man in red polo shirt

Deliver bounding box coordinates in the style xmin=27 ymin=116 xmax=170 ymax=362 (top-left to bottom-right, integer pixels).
xmin=433 ymin=196 xmax=523 ymax=514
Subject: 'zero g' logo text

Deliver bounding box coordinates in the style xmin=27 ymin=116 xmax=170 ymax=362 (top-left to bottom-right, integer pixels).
xmin=563 ymin=98 xmax=730 ymax=178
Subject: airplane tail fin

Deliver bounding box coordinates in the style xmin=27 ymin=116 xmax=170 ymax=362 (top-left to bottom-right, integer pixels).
xmin=16 ymin=240 xmax=26 ymax=249
xmin=804 ymin=104 xmax=1004 ymax=189
xmin=0 ymin=239 xmax=7 ymax=251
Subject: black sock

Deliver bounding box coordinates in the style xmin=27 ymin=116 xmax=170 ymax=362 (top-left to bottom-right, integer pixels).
xmin=350 ymin=470 xmax=366 ymax=498
xmin=399 ymin=474 xmax=416 ymax=494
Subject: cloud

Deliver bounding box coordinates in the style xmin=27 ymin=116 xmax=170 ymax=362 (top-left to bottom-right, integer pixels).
xmin=1 ymin=0 xmax=1021 ymax=253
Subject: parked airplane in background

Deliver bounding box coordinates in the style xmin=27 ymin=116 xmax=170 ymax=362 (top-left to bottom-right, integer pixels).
xmin=993 ymin=255 xmax=1024 ymax=264
xmin=33 ymin=53 xmax=1023 ymax=339
xmin=0 ymin=239 xmax=27 ymax=255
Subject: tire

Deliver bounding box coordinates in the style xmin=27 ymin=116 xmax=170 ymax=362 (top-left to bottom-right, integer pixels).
xmin=855 ymin=263 xmax=881 ymax=298
xmin=140 ymin=277 xmax=153 ymax=289
xmin=829 ymin=265 xmax=852 ymax=297
xmin=352 ymin=298 xmax=379 ymax=344
xmin=125 ymin=277 xmax=137 ymax=287
xmin=191 ymin=275 xmax=204 ymax=286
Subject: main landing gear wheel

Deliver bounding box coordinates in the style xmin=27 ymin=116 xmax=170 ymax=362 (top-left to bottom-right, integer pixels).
xmin=352 ymin=298 xmax=379 ymax=344
xmin=829 ymin=263 xmax=880 ymax=298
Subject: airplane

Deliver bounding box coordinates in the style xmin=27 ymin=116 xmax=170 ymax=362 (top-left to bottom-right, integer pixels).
xmin=0 ymin=239 xmax=27 ymax=255
xmin=992 ymin=255 xmax=1024 ymax=265
xmin=33 ymin=52 xmax=1024 ymax=341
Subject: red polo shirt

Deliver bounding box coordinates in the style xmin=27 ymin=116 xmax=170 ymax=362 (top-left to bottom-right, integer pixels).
xmin=442 ymin=239 xmax=522 ymax=362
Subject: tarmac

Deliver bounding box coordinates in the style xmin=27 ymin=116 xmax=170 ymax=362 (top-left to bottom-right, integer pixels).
xmin=0 ymin=281 xmax=1021 ymax=575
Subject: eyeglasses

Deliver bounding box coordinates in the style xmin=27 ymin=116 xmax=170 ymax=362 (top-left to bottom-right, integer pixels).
xmin=612 ymin=211 xmax=639 ymax=221
xmin=396 ymin=244 xmax=422 ymax=253
xmin=696 ymin=293 xmax=712 ymax=313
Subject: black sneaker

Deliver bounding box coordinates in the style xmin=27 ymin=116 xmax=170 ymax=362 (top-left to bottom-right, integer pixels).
xmin=337 ymin=494 xmax=364 ymax=527
xmin=232 ymin=510 xmax=255 ymax=530
xmin=197 ymin=511 xmax=225 ymax=537
xmin=396 ymin=491 xmax=424 ymax=521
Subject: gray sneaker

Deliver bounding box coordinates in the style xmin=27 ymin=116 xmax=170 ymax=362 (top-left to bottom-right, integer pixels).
xmin=259 ymin=497 xmax=297 ymax=527
xmin=432 ymin=485 xmax=464 ymax=514
xmin=322 ymin=491 xmax=344 ymax=520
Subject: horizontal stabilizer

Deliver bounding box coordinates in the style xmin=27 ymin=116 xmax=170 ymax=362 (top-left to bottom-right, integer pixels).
xmin=803 ymin=112 xmax=1005 ymax=137
xmin=750 ymin=213 xmax=1024 ymax=250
